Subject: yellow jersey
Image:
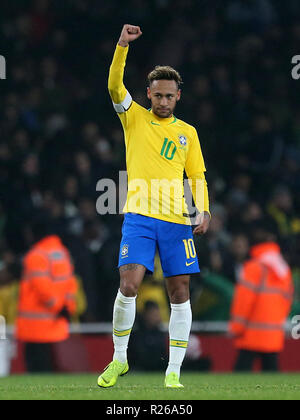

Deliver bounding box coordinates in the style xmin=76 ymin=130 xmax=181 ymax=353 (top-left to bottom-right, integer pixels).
xmin=108 ymin=44 xmax=209 ymax=225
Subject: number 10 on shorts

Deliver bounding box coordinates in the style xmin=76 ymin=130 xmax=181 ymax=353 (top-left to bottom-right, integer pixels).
xmin=183 ymin=239 xmax=196 ymax=259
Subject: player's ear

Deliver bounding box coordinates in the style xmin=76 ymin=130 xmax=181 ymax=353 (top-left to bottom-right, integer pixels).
xmin=147 ymin=86 xmax=151 ymax=100
xmin=177 ymin=89 xmax=181 ymax=101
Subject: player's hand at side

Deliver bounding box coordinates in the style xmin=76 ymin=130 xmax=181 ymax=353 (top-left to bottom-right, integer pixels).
xmin=193 ymin=212 xmax=210 ymax=236
xmin=118 ymin=24 xmax=142 ymax=47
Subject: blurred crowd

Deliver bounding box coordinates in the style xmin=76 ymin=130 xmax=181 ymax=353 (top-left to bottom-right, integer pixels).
xmin=1 ymin=0 xmax=300 ymax=323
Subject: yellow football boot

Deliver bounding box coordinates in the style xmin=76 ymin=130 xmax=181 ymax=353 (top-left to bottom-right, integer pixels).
xmin=98 ymin=360 xmax=129 ymax=388
xmin=164 ymin=372 xmax=184 ymax=389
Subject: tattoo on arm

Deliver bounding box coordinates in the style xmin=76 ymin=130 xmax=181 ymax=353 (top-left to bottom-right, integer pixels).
xmin=119 ymin=264 xmax=141 ymax=272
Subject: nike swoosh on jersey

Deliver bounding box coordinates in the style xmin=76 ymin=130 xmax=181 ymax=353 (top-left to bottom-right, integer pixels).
xmin=150 ymin=121 xmax=160 ymax=126
xmin=186 ymin=261 xmax=196 ymax=267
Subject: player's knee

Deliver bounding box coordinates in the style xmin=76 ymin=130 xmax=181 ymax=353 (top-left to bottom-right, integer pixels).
xmin=169 ymin=287 xmax=189 ymax=304
xmin=120 ymin=280 xmax=138 ymax=297
xmin=167 ymin=277 xmax=190 ymax=304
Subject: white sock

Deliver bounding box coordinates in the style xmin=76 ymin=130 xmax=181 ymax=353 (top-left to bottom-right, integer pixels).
xmin=166 ymin=300 xmax=192 ymax=378
xmin=112 ymin=289 xmax=136 ymax=364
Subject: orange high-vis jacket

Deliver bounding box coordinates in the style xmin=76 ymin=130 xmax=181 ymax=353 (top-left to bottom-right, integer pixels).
xmin=229 ymin=242 xmax=293 ymax=353
xmin=16 ymin=236 xmax=77 ymax=343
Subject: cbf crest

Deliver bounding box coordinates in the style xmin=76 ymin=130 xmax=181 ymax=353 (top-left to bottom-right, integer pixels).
xmin=178 ymin=135 xmax=187 ymax=149
xmin=121 ymin=244 xmax=129 ymax=258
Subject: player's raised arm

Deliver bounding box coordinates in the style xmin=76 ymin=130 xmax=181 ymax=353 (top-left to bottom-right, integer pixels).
xmin=108 ymin=25 xmax=142 ymax=113
xmin=118 ymin=24 xmax=143 ymax=48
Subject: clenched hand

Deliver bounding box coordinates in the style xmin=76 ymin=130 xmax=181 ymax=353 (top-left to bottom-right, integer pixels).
xmin=118 ymin=24 xmax=143 ymax=48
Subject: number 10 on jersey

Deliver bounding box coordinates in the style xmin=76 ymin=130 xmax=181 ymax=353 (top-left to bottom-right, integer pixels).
xmin=160 ymin=138 xmax=177 ymax=161
xmin=183 ymin=239 xmax=196 ymax=259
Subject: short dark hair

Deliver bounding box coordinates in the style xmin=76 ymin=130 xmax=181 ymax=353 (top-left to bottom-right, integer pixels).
xmin=148 ymin=66 xmax=183 ymax=88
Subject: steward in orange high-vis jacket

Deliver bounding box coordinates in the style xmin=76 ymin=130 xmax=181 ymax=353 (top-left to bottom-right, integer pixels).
xmin=16 ymin=234 xmax=77 ymax=372
xmin=230 ymin=229 xmax=293 ymax=372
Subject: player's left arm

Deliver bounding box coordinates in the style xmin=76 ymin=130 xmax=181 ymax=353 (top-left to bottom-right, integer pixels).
xmin=185 ymin=127 xmax=210 ymax=235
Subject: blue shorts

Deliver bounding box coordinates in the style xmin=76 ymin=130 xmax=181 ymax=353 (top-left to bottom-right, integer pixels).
xmin=118 ymin=213 xmax=200 ymax=277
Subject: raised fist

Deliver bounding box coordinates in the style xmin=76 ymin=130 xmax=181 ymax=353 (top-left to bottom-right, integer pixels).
xmin=118 ymin=24 xmax=142 ymax=47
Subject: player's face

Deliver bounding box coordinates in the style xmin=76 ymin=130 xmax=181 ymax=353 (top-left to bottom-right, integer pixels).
xmin=147 ymin=80 xmax=181 ymax=118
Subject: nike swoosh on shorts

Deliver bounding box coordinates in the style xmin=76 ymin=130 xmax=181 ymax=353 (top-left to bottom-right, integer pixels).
xmin=186 ymin=261 xmax=196 ymax=267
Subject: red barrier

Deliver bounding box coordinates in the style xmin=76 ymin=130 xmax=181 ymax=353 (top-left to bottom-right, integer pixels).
xmin=10 ymin=335 xmax=300 ymax=374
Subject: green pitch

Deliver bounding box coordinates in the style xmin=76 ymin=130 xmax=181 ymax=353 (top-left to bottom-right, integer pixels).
xmin=0 ymin=373 xmax=300 ymax=400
